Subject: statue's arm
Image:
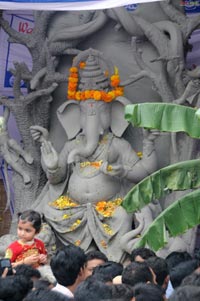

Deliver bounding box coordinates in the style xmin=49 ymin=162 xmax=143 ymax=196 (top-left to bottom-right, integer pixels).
xmin=113 ymin=135 xmax=157 ymax=183
xmin=42 ymin=142 xmax=69 ymax=184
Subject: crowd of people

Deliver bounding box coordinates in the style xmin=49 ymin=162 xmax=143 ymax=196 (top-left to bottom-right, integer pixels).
xmin=0 ymin=210 xmax=200 ymax=301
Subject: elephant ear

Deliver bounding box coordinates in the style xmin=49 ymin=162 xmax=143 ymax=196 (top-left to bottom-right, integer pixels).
xmin=57 ymin=100 xmax=81 ymax=140
xmin=111 ymin=96 xmax=131 ymax=137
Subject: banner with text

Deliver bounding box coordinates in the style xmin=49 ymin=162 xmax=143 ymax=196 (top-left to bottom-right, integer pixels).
xmin=0 ymin=0 xmax=163 ymax=10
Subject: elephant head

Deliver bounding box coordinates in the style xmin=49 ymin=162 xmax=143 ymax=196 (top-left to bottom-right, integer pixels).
xmin=57 ymin=96 xmax=131 ymax=163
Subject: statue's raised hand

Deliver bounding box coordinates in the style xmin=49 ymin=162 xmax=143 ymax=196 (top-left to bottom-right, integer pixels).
xmin=30 ymin=125 xmax=49 ymax=143
xmin=41 ymin=140 xmax=59 ymax=171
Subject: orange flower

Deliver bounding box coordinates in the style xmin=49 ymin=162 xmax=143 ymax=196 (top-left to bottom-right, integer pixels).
xmin=95 ymin=198 xmax=123 ymax=217
xmin=110 ymin=74 xmax=119 ymax=81
xmin=75 ymin=91 xmax=82 ymax=101
xmin=85 ymin=90 xmax=91 ymax=99
xmin=70 ymin=72 xmax=78 ymax=78
xmin=111 ymin=79 xmax=120 ymax=87
xmin=93 ymin=91 xmax=101 ymax=101
xmin=68 ymin=82 xmax=77 ymax=90
xmin=79 ymin=61 xmax=86 ymax=69
xmin=69 ymin=77 xmax=78 ymax=83
xmin=115 ymin=87 xmax=124 ymax=96
xmin=70 ymin=67 xmax=78 ymax=73
xmin=80 ymin=91 xmax=86 ymax=101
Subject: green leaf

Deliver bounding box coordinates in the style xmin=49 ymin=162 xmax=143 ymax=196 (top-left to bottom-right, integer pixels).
xmin=125 ymin=103 xmax=200 ymax=139
xmin=134 ymin=189 xmax=200 ymax=251
xmin=122 ymin=159 xmax=200 ymax=213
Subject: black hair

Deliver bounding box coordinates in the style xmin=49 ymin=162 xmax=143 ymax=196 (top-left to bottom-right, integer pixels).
xmin=146 ymin=256 xmax=169 ymax=287
xmin=50 ymin=244 xmax=86 ymax=287
xmin=24 ymin=288 xmax=74 ymax=301
xmin=33 ymin=279 xmax=53 ymax=290
xmin=168 ymin=285 xmax=200 ymax=301
xmin=74 ymin=275 xmax=112 ymax=301
xmin=0 ymin=275 xmax=33 ymax=301
xmin=181 ymin=271 xmax=200 ymax=286
xmin=15 ymin=264 xmax=41 ymax=279
xmin=85 ymin=250 xmax=108 ymax=263
xmin=170 ymin=259 xmax=198 ymax=288
xmin=111 ymin=283 xmax=134 ymax=301
xmin=18 ymin=210 xmax=42 ymax=233
xmin=122 ymin=262 xmax=153 ymax=287
xmin=93 ymin=261 xmax=123 ymax=280
xmin=165 ymin=251 xmax=192 ymax=271
xmin=130 ymin=247 xmax=156 ymax=262
xmin=133 ymin=282 xmax=164 ymax=301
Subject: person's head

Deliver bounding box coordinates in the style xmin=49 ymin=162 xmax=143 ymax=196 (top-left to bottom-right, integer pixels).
xmin=181 ymin=271 xmax=200 ymax=286
xmin=165 ymin=251 xmax=192 ymax=271
xmin=146 ymin=256 xmax=169 ymax=290
xmin=74 ymin=275 xmax=112 ymax=301
xmin=50 ymin=245 xmax=86 ymax=287
xmin=132 ymin=283 xmax=164 ymax=301
xmin=84 ymin=250 xmax=108 ymax=278
xmin=122 ymin=262 xmax=154 ymax=287
xmin=170 ymin=259 xmax=198 ymax=288
xmin=130 ymin=248 xmax=156 ymax=263
xmin=24 ymin=288 xmax=74 ymax=301
xmin=93 ymin=261 xmax=123 ymax=282
xmin=15 ymin=264 xmax=41 ymax=282
xmin=168 ymin=285 xmax=200 ymax=301
xmin=0 ymin=275 xmax=33 ymax=301
xmin=111 ymin=283 xmax=134 ymax=301
xmin=33 ymin=279 xmax=54 ymax=290
xmin=17 ymin=210 xmax=42 ymax=243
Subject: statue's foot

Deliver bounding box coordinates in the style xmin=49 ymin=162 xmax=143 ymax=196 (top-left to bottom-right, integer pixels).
xmin=23 ymin=174 xmax=31 ymax=184
xmin=23 ymin=153 xmax=34 ymax=164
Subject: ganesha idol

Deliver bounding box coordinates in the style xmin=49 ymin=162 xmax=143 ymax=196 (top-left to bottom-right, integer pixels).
xmin=31 ymin=49 xmax=158 ymax=262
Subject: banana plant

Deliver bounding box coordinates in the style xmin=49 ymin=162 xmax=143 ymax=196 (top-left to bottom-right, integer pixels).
xmin=122 ymin=102 xmax=200 ymax=251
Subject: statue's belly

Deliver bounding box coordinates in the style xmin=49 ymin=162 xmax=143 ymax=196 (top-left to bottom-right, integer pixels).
xmin=68 ymin=171 xmax=121 ymax=204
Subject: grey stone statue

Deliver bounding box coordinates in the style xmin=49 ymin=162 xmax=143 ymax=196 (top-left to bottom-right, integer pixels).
xmin=0 ymin=1 xmax=199 ymax=259
xmin=30 ymin=49 xmax=158 ymax=262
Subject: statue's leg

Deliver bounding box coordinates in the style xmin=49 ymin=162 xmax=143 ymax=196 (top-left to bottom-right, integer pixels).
xmin=4 ymin=153 xmax=31 ymax=184
xmin=8 ymin=139 xmax=33 ymax=164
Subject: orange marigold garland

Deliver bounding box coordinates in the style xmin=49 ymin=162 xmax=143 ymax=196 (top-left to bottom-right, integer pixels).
xmin=67 ymin=63 xmax=124 ymax=102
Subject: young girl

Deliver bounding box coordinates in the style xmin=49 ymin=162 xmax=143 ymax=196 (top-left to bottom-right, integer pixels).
xmin=5 ymin=210 xmax=47 ymax=268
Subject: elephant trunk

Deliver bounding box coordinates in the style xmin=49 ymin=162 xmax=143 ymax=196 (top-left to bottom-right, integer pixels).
xmin=120 ymin=217 xmax=145 ymax=254
xmin=68 ymin=110 xmax=100 ymax=164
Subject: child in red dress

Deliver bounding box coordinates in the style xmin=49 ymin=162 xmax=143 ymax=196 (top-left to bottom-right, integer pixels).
xmin=5 ymin=210 xmax=47 ymax=268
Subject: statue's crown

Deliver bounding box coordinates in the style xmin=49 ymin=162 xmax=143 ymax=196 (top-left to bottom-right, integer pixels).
xmin=67 ymin=49 xmax=124 ymax=102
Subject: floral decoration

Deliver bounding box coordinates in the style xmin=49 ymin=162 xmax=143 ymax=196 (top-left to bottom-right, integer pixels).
xmin=80 ymin=160 xmax=112 ymax=171
xmin=103 ymin=223 xmax=114 ymax=235
xmin=49 ymin=195 xmax=78 ymax=210
xmin=75 ymin=240 xmax=81 ymax=246
xmin=70 ymin=219 xmax=81 ymax=231
xmin=67 ymin=63 xmax=124 ymax=102
xmin=137 ymin=151 xmax=143 ymax=159
xmin=100 ymin=240 xmax=108 ymax=249
xmin=95 ymin=198 xmax=123 ymax=217
xmin=62 ymin=213 xmax=71 ymax=219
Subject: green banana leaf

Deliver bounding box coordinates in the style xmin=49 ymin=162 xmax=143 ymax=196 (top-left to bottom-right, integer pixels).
xmin=122 ymin=159 xmax=200 ymax=212
xmin=125 ymin=103 xmax=200 ymax=138
xmin=134 ymin=189 xmax=200 ymax=251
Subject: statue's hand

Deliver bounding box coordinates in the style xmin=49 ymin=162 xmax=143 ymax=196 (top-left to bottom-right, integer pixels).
xmin=100 ymin=161 xmax=126 ymax=177
xmin=30 ymin=125 xmax=49 ymax=143
xmin=41 ymin=140 xmax=59 ymax=171
xmin=143 ymin=129 xmax=160 ymax=142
